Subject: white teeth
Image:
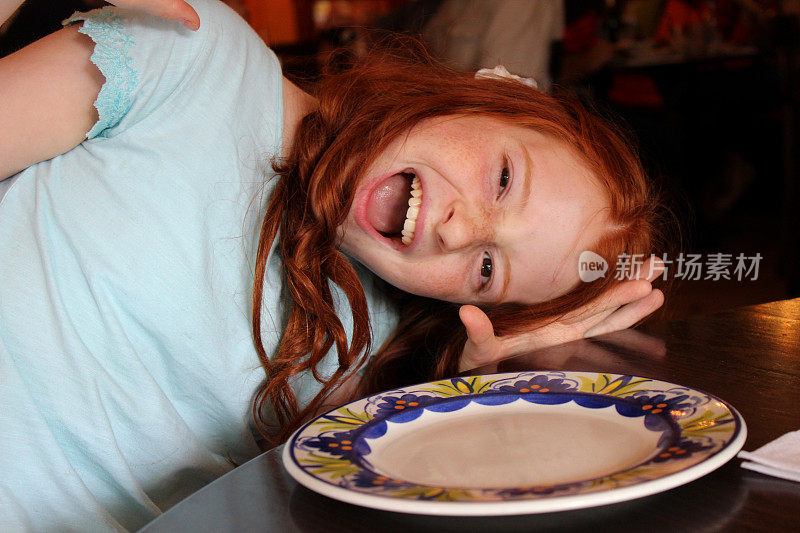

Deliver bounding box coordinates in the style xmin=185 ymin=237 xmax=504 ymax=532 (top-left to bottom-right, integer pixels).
xmin=401 ymin=176 xmax=422 ymax=245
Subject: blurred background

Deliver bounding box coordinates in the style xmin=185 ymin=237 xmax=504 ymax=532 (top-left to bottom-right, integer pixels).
xmin=3 ymin=0 xmax=799 ymax=322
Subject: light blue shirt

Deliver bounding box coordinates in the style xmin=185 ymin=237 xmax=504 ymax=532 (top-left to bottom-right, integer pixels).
xmin=0 ymin=1 xmax=396 ymax=530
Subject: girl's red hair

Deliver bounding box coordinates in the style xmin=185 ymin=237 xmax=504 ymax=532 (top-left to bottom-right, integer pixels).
xmin=252 ymin=40 xmax=672 ymax=445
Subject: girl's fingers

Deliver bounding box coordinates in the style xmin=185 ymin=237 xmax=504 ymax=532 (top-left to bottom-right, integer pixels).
xmin=639 ymin=256 xmax=665 ymax=282
xmin=459 ymin=305 xmax=494 ymax=346
xmin=563 ymin=255 xmax=663 ymax=324
xmin=561 ymin=279 xmax=653 ymax=325
xmin=458 ymin=305 xmax=501 ymax=371
xmin=110 ymin=0 xmax=200 ymax=29
xmin=584 ymin=289 xmax=664 ymax=338
xmin=597 ymin=280 xmax=654 ymax=314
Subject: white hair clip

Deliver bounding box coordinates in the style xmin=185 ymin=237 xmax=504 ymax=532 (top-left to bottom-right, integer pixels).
xmin=475 ymin=65 xmax=538 ymax=89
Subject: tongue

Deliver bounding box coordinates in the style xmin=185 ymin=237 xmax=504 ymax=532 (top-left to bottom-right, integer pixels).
xmin=366 ymin=173 xmax=411 ymax=234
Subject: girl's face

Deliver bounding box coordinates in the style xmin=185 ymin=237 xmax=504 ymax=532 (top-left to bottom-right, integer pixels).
xmin=339 ymin=116 xmax=611 ymax=305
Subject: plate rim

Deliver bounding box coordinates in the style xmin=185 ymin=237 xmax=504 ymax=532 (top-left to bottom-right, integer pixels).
xmin=282 ymin=371 xmax=747 ymax=516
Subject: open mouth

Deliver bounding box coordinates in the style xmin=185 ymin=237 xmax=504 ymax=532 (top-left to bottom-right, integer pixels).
xmin=365 ymin=171 xmax=423 ymax=246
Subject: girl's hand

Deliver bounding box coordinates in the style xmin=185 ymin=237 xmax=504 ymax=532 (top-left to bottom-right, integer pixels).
xmin=1 ymin=0 xmax=200 ymax=29
xmin=106 ymin=0 xmax=200 ymax=30
xmin=457 ymin=257 xmax=666 ymax=372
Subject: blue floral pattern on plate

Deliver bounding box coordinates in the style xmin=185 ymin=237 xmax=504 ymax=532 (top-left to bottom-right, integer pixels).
xmin=284 ymin=371 xmax=745 ymax=513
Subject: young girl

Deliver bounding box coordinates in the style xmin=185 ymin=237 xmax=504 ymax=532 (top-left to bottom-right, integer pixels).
xmin=0 ymin=0 xmax=666 ymax=530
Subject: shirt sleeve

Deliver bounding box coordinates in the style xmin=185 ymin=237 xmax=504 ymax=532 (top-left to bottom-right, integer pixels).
xmin=62 ymin=0 xmax=253 ymax=140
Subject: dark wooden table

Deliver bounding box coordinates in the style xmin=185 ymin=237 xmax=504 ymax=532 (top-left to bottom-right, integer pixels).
xmin=140 ymin=298 xmax=800 ymax=532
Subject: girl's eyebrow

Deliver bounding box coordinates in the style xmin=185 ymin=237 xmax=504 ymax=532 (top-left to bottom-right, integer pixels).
xmin=514 ymin=142 xmax=534 ymax=215
xmin=496 ymin=144 xmax=533 ymax=302
xmin=498 ymin=252 xmax=512 ymax=302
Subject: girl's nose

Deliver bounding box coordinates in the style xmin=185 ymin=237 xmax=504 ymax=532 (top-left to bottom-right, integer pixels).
xmin=435 ymin=201 xmax=485 ymax=252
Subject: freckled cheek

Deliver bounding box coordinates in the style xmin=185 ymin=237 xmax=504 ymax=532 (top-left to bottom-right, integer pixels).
xmin=425 ymin=273 xmax=463 ymax=292
xmin=407 ymin=265 xmax=468 ymax=299
xmin=478 ymin=206 xmax=495 ymax=234
xmin=419 ymin=132 xmax=479 ymax=165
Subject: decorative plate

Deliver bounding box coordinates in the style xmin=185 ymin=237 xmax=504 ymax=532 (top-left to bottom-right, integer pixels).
xmin=283 ymin=371 xmax=746 ymax=515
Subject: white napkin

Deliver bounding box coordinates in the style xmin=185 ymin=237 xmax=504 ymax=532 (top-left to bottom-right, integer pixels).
xmin=738 ymin=430 xmax=800 ymax=483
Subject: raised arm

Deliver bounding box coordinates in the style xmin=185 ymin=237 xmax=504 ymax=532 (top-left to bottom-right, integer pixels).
xmin=0 ymin=0 xmax=201 ymax=180
xmin=0 ymin=25 xmax=103 ymax=179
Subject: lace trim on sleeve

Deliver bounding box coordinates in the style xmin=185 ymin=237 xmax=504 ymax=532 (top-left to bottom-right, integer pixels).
xmin=64 ymin=9 xmax=138 ymax=139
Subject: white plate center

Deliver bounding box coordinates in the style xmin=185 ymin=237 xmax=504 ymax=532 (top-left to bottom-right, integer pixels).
xmin=366 ymin=401 xmax=664 ymax=489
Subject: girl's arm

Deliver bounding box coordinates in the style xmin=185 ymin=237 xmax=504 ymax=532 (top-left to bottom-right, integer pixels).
xmin=0 ymin=0 xmax=200 ymax=180
xmin=0 ymin=25 xmax=102 ymax=179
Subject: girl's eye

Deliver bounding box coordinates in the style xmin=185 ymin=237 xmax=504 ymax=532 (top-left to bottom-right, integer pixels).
xmin=480 ymin=252 xmax=493 ymax=286
xmin=498 ymin=165 xmax=510 ymax=197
